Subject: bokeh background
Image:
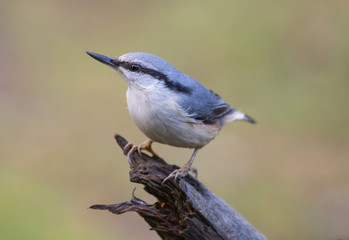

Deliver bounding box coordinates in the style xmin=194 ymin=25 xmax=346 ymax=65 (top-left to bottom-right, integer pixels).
xmin=1 ymin=0 xmax=349 ymax=239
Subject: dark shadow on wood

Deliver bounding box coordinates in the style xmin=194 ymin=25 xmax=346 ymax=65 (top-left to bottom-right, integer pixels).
xmin=90 ymin=134 xmax=267 ymax=240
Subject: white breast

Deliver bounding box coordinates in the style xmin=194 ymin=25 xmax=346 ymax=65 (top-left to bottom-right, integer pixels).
xmin=126 ymin=85 xmax=220 ymax=148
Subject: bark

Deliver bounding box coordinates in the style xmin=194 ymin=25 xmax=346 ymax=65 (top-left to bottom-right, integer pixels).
xmin=90 ymin=134 xmax=267 ymax=240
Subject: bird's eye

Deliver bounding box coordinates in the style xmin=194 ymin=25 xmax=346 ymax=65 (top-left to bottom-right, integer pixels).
xmin=130 ymin=64 xmax=141 ymax=72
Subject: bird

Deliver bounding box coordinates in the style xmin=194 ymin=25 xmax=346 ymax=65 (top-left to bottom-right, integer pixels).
xmin=86 ymin=51 xmax=255 ymax=183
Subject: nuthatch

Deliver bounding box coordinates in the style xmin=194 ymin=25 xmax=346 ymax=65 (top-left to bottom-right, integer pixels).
xmin=86 ymin=52 xmax=255 ymax=183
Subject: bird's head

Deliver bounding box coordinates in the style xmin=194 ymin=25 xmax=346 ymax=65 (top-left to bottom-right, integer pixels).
xmin=86 ymin=51 xmax=182 ymax=91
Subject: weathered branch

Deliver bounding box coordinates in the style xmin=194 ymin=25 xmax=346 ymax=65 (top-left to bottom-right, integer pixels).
xmin=90 ymin=134 xmax=267 ymax=240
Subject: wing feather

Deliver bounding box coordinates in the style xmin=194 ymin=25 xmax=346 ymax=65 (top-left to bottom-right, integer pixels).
xmin=179 ymin=89 xmax=234 ymax=124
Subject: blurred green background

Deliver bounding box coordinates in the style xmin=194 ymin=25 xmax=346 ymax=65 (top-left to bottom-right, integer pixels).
xmin=1 ymin=0 xmax=349 ymax=239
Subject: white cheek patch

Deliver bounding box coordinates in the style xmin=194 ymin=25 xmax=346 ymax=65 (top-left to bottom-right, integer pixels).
xmin=119 ymin=67 xmax=161 ymax=90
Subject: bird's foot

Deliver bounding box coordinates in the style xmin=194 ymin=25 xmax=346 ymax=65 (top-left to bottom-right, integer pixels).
xmin=137 ymin=139 xmax=158 ymax=157
xmin=162 ymin=148 xmax=199 ymax=184
xmin=122 ymin=139 xmax=158 ymax=166
xmin=162 ymin=165 xmax=197 ymax=184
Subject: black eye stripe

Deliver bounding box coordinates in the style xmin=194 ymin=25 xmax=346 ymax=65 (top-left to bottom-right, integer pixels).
xmin=118 ymin=61 xmax=164 ymax=78
xmin=118 ymin=62 xmax=142 ymax=72
xmin=118 ymin=61 xmax=192 ymax=94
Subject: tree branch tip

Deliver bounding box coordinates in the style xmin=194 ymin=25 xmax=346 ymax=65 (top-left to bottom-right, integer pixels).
xmin=90 ymin=204 xmax=107 ymax=210
xmin=113 ymin=134 xmax=129 ymax=150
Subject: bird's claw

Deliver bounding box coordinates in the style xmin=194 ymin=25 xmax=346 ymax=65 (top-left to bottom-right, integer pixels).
xmin=162 ymin=166 xmax=197 ymax=184
xmin=138 ymin=139 xmax=158 ymax=157
xmin=162 ymin=168 xmax=188 ymax=184
xmin=122 ymin=140 xmax=158 ymax=167
xmin=123 ymin=142 xmax=133 ymax=155
xmin=127 ymin=145 xmax=138 ymax=167
xmin=162 ymin=148 xmax=199 ymax=184
xmin=137 ymin=145 xmax=142 ymax=156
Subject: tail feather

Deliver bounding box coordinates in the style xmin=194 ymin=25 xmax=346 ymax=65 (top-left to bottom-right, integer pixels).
xmin=221 ymin=110 xmax=256 ymax=125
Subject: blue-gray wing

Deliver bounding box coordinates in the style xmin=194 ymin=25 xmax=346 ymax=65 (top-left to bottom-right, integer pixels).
xmin=173 ymin=72 xmax=255 ymax=125
xmin=179 ymin=88 xmax=234 ymax=124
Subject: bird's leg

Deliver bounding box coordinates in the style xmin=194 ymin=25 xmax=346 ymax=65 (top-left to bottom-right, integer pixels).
xmin=137 ymin=139 xmax=158 ymax=157
xmin=122 ymin=139 xmax=158 ymax=166
xmin=162 ymin=148 xmax=199 ymax=184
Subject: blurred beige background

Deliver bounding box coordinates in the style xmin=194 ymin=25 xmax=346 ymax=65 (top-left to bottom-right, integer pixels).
xmin=1 ymin=1 xmax=349 ymax=239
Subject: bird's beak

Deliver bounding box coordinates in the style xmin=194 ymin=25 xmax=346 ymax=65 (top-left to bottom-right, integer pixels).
xmin=86 ymin=51 xmax=117 ymax=68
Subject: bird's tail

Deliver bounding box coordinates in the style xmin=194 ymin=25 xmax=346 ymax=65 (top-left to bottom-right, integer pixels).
xmin=221 ymin=109 xmax=256 ymax=125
